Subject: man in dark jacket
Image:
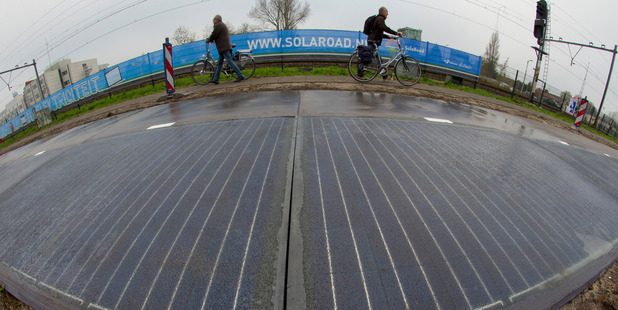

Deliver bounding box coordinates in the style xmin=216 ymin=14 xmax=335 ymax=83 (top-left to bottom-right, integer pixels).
xmin=206 ymin=14 xmax=245 ymax=84
xmin=368 ymin=7 xmax=402 ymax=80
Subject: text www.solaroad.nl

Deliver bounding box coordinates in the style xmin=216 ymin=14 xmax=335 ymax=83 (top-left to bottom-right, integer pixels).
xmin=247 ymin=37 xmax=365 ymax=50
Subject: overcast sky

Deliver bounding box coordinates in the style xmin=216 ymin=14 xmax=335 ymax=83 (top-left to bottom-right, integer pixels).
xmin=1 ymin=0 xmax=617 ymax=114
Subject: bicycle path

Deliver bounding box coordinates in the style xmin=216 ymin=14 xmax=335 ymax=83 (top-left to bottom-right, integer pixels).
xmin=0 ymin=80 xmax=617 ymax=309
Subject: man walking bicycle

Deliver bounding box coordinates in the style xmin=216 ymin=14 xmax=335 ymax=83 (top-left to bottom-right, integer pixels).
xmin=206 ymin=14 xmax=245 ymax=84
xmin=368 ymin=7 xmax=402 ymax=80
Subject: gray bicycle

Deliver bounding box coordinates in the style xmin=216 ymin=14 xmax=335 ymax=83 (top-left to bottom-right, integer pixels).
xmin=348 ymin=37 xmax=422 ymax=86
xmin=191 ymin=42 xmax=255 ymax=85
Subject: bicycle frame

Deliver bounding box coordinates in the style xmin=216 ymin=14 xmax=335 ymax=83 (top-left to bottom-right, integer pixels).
xmin=203 ymin=42 xmax=252 ymax=77
xmin=349 ymin=36 xmax=421 ymax=86
xmin=371 ymin=37 xmax=406 ymax=71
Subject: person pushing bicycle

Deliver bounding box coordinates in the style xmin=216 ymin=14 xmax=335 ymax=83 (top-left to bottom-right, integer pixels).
xmin=206 ymin=14 xmax=245 ymax=84
xmin=367 ymin=7 xmax=402 ymax=81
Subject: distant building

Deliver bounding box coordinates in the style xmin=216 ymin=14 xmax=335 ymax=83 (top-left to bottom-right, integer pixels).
xmin=1 ymin=94 xmax=27 ymax=123
xmin=23 ymin=79 xmax=49 ymax=108
xmin=398 ymin=27 xmax=422 ymax=41
xmin=22 ymin=58 xmax=106 ymax=107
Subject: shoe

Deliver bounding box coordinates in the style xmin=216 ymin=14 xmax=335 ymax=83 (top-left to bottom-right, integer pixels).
xmin=383 ymin=75 xmax=393 ymax=81
xmin=356 ymin=75 xmax=367 ymax=80
xmin=234 ymin=76 xmax=245 ymax=82
xmin=210 ymin=80 xmax=219 ymax=85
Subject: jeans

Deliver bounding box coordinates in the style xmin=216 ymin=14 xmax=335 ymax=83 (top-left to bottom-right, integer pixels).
xmin=213 ymin=49 xmax=245 ymax=82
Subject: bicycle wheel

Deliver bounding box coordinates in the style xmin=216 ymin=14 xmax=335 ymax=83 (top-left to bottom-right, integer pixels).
xmin=232 ymin=55 xmax=256 ymax=79
xmin=394 ymin=57 xmax=422 ymax=86
xmin=191 ymin=60 xmax=215 ymax=85
xmin=348 ymin=51 xmax=379 ymax=82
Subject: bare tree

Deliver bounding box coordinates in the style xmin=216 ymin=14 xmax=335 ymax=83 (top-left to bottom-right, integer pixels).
xmin=481 ymin=31 xmax=500 ymax=79
xmin=248 ymin=0 xmax=310 ymax=30
xmin=497 ymin=57 xmax=509 ymax=81
xmin=231 ymin=23 xmax=261 ymax=34
xmin=172 ymin=26 xmax=196 ymax=45
xmin=202 ymin=25 xmax=213 ymax=40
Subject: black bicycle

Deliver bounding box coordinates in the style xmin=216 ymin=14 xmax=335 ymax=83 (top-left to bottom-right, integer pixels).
xmin=191 ymin=42 xmax=256 ymax=85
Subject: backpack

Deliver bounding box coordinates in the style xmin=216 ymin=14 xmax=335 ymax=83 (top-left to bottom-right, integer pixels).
xmin=357 ymin=45 xmax=374 ymax=64
xmin=363 ymin=15 xmax=378 ymax=35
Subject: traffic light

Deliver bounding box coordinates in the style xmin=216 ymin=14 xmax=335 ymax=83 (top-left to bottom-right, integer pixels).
xmin=536 ymin=0 xmax=548 ymax=20
xmin=534 ymin=19 xmax=545 ymax=43
xmin=533 ymin=0 xmax=548 ymax=45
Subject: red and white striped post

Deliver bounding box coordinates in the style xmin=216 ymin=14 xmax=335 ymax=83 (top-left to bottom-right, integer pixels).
xmin=163 ymin=38 xmax=175 ymax=94
xmin=574 ymin=97 xmax=588 ymax=127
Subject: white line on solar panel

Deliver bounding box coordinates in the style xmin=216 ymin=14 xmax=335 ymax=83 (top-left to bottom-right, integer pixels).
xmin=448 ymin=127 xmax=575 ymax=266
xmin=3 ymin=137 xmax=139 ymax=265
xmin=52 ymin=126 xmax=206 ymax=290
xmin=476 ymin=300 xmax=505 ymax=310
xmin=233 ymin=120 xmax=284 ymax=309
xmin=511 ymin=145 xmax=609 ymax=239
xmin=199 ymin=119 xmax=274 ymax=308
xmin=488 ymin=179 xmax=578 ymax=263
xmin=489 ymin=145 xmax=596 ymax=240
xmin=147 ymin=122 xmax=175 ymax=130
xmin=56 ymin=128 xmax=203 ymax=291
xmin=140 ymin=119 xmax=278 ymax=309
xmin=39 ymin=281 xmax=84 ymax=304
xmin=165 ymin=120 xmax=260 ymax=309
xmin=121 ymin=120 xmax=270 ymax=309
xmin=31 ymin=128 xmax=184 ymax=281
xmin=528 ymin=159 xmax=615 ymax=226
xmin=533 ymin=170 xmax=613 ymax=233
xmin=87 ymin=303 xmax=110 ymax=310
xmin=47 ymin=130 xmax=192 ymax=283
xmin=331 ymin=120 xmax=415 ymax=309
xmin=9 ymin=265 xmax=36 ymax=283
xmin=508 ymin=272 xmax=561 ymax=302
xmin=500 ymin=159 xmax=588 ymax=261
xmin=321 ymin=118 xmax=372 ymax=309
xmin=305 ymin=118 xmax=337 ymax=309
xmin=395 ymin=121 xmax=546 ymax=278
xmin=341 ymin=119 xmax=475 ymax=308
xmin=98 ymin=121 xmax=254 ymax=306
xmin=0 ymin=141 xmax=127 ymax=263
xmin=72 ymin=123 xmax=231 ymax=297
xmin=367 ymin=119 xmax=517 ymax=294
xmin=424 ymin=117 xmax=453 ymax=124
xmin=381 ymin=120 xmax=534 ymax=286
xmin=9 ymin=153 xmax=125 ymax=272
xmin=436 ymin=126 xmax=568 ymax=272
xmin=423 ymin=125 xmax=558 ymax=273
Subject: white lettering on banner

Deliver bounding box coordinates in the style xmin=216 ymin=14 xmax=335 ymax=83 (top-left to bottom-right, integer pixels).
xmin=405 ymin=47 xmax=426 ymax=55
xmin=248 ymin=36 xmax=353 ymax=50
xmin=50 ymin=76 xmax=101 ymax=109
xmin=444 ymin=60 xmax=473 ymax=70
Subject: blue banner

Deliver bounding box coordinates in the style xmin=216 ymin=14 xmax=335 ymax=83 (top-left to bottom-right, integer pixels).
xmin=1 ymin=30 xmax=481 ymax=140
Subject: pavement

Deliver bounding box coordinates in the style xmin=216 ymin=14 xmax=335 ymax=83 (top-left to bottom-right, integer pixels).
xmin=0 ymin=76 xmax=617 ymax=309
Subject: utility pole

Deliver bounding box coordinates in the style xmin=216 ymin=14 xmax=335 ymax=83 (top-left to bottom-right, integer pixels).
xmin=530 ymin=0 xmax=548 ymax=103
xmin=0 ymin=60 xmax=46 ymax=101
xmin=595 ymin=44 xmax=617 ymax=125
xmin=544 ymin=39 xmax=617 ymax=127
xmin=33 ymin=59 xmax=45 ymax=101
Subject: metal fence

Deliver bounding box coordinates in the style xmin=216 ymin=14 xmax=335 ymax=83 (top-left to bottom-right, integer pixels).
xmin=477 ymin=64 xmax=618 ymax=139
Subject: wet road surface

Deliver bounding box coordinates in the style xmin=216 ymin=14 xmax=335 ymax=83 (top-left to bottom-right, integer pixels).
xmin=0 ymin=91 xmax=617 ymax=309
